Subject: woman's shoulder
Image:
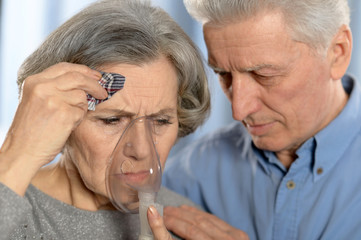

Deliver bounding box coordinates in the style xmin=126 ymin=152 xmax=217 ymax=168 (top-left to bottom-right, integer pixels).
xmin=24 ymin=184 xmax=139 ymax=239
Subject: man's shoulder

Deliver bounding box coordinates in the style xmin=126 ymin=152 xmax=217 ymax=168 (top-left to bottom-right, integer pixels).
xmin=167 ymin=121 xmax=252 ymax=167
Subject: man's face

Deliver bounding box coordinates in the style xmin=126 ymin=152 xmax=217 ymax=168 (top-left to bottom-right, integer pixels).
xmin=204 ymin=11 xmax=339 ymax=154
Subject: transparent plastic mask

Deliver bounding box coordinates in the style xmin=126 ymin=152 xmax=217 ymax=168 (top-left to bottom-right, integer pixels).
xmin=106 ymin=116 xmax=162 ymax=213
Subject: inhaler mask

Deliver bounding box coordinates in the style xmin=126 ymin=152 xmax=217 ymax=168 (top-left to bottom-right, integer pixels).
xmin=106 ymin=116 xmax=163 ymax=239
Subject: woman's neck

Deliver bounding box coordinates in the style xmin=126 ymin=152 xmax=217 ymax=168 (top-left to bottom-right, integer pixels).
xmin=31 ymin=155 xmax=114 ymax=211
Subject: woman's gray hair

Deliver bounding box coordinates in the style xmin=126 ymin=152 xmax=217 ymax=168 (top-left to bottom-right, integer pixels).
xmin=184 ymin=0 xmax=350 ymax=53
xmin=18 ymin=0 xmax=210 ymax=137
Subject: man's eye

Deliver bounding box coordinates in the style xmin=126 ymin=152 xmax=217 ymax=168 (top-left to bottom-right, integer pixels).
xmin=218 ymin=72 xmax=232 ymax=90
xmin=214 ymin=69 xmax=229 ymax=77
xmin=252 ymin=72 xmax=269 ymax=80
xmin=251 ymin=72 xmax=280 ymax=86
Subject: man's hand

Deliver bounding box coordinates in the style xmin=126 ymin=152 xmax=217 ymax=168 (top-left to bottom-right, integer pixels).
xmin=164 ymin=205 xmax=249 ymax=240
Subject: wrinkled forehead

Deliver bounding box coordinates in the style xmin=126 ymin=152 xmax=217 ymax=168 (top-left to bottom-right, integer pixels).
xmin=110 ymin=83 xmax=174 ymax=115
xmin=96 ymin=58 xmax=178 ymax=115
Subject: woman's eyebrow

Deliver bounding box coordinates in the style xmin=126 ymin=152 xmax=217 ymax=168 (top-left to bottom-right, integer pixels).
xmin=92 ymin=109 xmax=135 ymax=117
xmin=147 ymin=108 xmax=177 ymax=117
xmin=94 ymin=108 xmax=176 ymax=117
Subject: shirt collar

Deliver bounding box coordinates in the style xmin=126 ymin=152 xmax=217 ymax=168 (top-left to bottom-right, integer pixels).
xmin=254 ymin=145 xmax=286 ymax=175
xmin=312 ymin=75 xmax=361 ymax=182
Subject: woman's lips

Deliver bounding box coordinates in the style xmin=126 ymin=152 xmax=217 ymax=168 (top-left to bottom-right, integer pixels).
xmin=121 ymin=170 xmax=150 ymax=183
xmin=245 ymin=121 xmax=275 ymax=136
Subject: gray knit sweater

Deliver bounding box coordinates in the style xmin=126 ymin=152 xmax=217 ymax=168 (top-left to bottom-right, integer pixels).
xmin=0 ymin=183 xmax=195 ymax=240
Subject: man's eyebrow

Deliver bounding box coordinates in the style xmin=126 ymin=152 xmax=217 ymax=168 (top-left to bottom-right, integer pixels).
xmin=208 ymin=63 xmax=278 ymax=73
xmin=208 ymin=63 xmax=226 ymax=73
xmin=242 ymin=64 xmax=278 ymax=72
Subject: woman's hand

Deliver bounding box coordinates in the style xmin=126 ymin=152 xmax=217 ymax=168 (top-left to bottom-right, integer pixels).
xmin=148 ymin=206 xmax=174 ymax=240
xmin=0 ymin=62 xmax=107 ymax=196
xmin=164 ymin=205 xmax=249 ymax=240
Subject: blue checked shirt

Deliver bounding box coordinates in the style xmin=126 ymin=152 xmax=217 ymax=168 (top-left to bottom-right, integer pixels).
xmin=163 ymin=75 xmax=361 ymax=240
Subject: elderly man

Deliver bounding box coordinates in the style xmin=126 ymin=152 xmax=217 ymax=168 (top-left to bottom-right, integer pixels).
xmin=162 ymin=0 xmax=360 ymax=239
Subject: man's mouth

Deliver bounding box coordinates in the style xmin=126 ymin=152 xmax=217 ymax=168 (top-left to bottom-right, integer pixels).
xmin=244 ymin=121 xmax=275 ymax=136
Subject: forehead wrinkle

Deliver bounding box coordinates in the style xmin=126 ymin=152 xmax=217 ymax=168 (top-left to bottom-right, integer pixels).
xmin=133 ymin=92 xmax=159 ymax=98
xmin=92 ymin=89 xmax=176 ymax=117
xmin=126 ymin=92 xmax=170 ymax=117
xmin=206 ymin=14 xmax=297 ymax=73
xmin=210 ymin=39 xmax=298 ymax=74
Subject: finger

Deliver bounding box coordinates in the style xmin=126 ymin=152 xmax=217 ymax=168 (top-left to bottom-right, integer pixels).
xmin=41 ymin=62 xmax=101 ymax=80
xmin=27 ymin=62 xmax=107 ymax=100
xmin=22 ymin=79 xmax=89 ymax=112
xmin=148 ymin=206 xmax=173 ymax=240
xmin=170 ymin=206 xmax=250 ymax=240
xmin=55 ymin=89 xmax=89 ymax=111
xmin=180 ymin=205 xmax=232 ymax=231
xmin=53 ymin=71 xmax=107 ymax=100
xmin=164 ymin=206 xmax=212 ymax=240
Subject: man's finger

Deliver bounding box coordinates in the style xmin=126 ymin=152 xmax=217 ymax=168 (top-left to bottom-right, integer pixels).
xmin=179 ymin=205 xmax=233 ymax=232
xmin=164 ymin=206 xmax=212 ymax=240
xmin=164 ymin=206 xmax=250 ymax=240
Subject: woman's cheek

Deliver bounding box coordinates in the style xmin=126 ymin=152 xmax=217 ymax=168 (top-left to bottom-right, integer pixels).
xmin=159 ymin=133 xmax=178 ymax=168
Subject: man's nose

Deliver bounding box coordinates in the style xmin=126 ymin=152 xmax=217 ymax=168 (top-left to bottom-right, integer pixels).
xmin=230 ymin=74 xmax=262 ymax=121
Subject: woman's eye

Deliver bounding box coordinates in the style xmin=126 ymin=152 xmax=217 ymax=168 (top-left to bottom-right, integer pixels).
xmin=101 ymin=117 xmax=121 ymax=125
xmin=154 ymin=118 xmax=171 ymax=126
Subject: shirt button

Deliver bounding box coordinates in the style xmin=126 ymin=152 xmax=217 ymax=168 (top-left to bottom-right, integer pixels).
xmin=317 ymin=167 xmax=323 ymax=175
xmin=286 ymin=180 xmax=296 ymax=190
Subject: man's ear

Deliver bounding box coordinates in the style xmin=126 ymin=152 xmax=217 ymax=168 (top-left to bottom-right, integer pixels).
xmin=328 ymin=25 xmax=353 ymax=80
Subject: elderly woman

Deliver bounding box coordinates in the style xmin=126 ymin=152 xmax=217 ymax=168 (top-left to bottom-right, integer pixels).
xmin=0 ymin=0 xmax=210 ymax=239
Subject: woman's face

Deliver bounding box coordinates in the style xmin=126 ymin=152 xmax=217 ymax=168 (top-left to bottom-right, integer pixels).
xmin=66 ymin=56 xmax=179 ymax=204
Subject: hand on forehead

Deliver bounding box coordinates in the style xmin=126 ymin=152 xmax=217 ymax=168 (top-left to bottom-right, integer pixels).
xmin=87 ymin=57 xmax=178 ymax=119
xmin=87 ymin=71 xmax=126 ymax=111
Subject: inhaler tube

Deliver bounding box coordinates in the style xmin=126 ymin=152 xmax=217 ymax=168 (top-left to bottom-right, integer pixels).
xmin=138 ymin=192 xmax=163 ymax=240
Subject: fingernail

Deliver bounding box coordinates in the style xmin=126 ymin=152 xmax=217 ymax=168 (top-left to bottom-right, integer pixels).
xmin=149 ymin=206 xmax=160 ymax=218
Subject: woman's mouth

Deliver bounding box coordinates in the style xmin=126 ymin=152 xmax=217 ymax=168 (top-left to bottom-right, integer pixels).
xmin=120 ymin=170 xmax=151 ymax=184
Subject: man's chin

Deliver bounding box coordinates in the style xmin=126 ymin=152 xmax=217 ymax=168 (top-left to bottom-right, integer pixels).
xmin=251 ymin=136 xmax=286 ymax=152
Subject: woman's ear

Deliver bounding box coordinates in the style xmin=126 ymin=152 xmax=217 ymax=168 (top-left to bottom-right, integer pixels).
xmin=328 ymin=25 xmax=353 ymax=80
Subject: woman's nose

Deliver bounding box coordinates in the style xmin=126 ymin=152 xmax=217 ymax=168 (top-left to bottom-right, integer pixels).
xmin=122 ymin=118 xmax=155 ymax=161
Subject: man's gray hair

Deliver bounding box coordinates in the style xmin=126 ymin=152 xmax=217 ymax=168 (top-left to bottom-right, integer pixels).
xmin=184 ymin=0 xmax=350 ymax=52
xmin=18 ymin=0 xmax=210 ymax=137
